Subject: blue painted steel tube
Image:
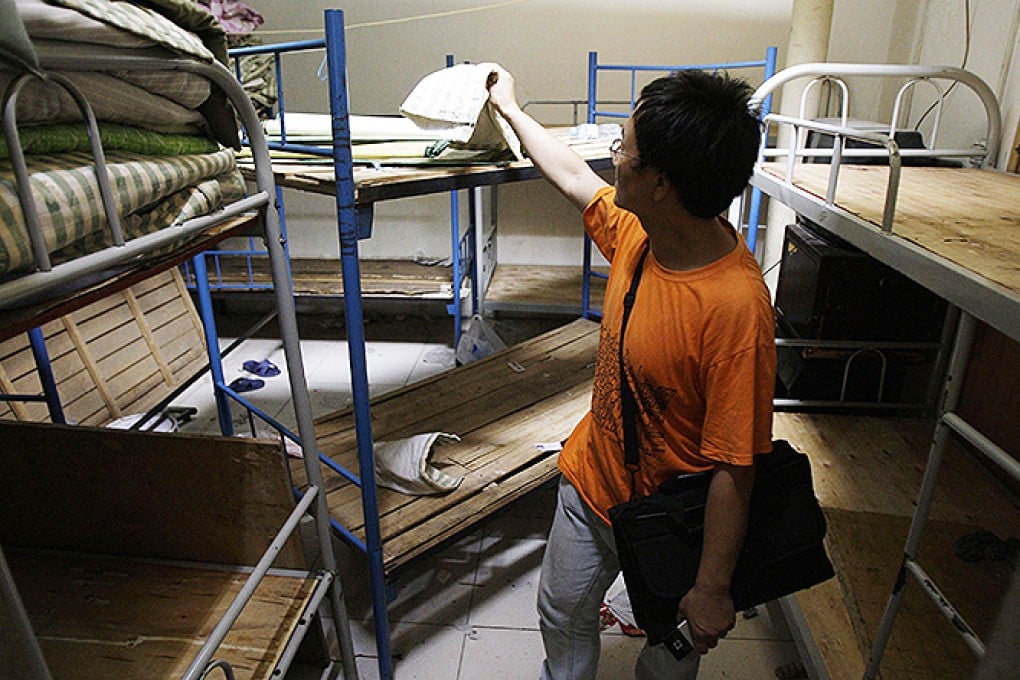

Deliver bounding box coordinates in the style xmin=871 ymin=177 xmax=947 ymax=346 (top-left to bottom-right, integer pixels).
xmin=27 ymin=327 xmax=64 ymax=424
xmin=450 ymin=189 xmax=463 ymax=342
xmin=190 ymin=253 xmax=233 ymax=435
xmin=745 ymin=47 xmax=778 ymax=254
xmin=324 ymin=10 xmax=394 ymax=680
xmin=446 ymin=54 xmax=465 ymax=343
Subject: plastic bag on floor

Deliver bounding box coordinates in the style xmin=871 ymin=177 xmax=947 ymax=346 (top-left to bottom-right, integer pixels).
xmin=455 ymin=314 xmax=506 ymax=365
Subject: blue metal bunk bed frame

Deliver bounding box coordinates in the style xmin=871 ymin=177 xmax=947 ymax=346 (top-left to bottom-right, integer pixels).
xmin=195 ymin=42 xmax=479 ymax=345
xmin=579 ymin=47 xmax=778 ymax=319
xmin=214 ymin=12 xmax=781 ymax=678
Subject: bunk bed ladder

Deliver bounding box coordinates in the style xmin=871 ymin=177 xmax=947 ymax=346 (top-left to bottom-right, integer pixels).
xmin=582 ymin=47 xmax=777 ymax=319
xmin=864 ymin=311 xmax=1020 ymax=677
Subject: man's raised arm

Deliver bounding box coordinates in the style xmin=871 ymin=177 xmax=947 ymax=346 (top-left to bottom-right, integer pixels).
xmin=486 ymin=66 xmax=607 ymax=212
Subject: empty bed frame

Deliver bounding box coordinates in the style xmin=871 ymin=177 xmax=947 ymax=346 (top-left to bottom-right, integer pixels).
xmin=751 ymin=63 xmax=1020 ymax=678
xmin=228 ymin=11 xmax=781 ymax=678
xmin=0 ymin=2 xmax=357 ymax=677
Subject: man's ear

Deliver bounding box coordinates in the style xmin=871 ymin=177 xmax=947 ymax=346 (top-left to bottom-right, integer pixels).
xmin=651 ymin=171 xmax=673 ymax=202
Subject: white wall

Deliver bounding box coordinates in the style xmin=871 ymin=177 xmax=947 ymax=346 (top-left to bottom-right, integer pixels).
xmin=245 ymin=0 xmax=1019 ymax=264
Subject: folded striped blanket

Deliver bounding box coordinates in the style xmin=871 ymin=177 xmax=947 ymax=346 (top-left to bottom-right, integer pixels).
xmin=0 ymin=148 xmax=244 ymax=277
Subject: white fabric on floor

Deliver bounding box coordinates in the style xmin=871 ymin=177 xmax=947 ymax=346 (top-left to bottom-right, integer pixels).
xmin=374 ymin=432 xmax=464 ymax=495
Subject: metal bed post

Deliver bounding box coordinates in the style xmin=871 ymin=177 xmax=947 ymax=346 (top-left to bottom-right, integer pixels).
xmin=26 ymin=327 xmax=64 ymax=424
xmin=581 ymin=51 xmax=600 ymax=319
xmin=0 ymin=544 xmax=52 ymax=680
xmin=744 ymin=45 xmax=778 ymax=255
xmin=446 ymin=54 xmax=466 ymax=343
xmin=324 ymin=9 xmax=394 ymax=680
xmin=196 ymin=50 xmax=361 ymax=677
xmin=190 ymin=252 xmax=234 ymax=435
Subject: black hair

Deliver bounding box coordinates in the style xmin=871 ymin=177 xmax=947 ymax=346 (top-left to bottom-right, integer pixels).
xmin=633 ymin=69 xmax=761 ymax=218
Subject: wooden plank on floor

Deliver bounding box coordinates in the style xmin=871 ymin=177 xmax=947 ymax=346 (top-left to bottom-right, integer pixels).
xmin=8 ymin=550 xmax=315 ymax=680
xmin=304 ymin=319 xmax=599 ymax=572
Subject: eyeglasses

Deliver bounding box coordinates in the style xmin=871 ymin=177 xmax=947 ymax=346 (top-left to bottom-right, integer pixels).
xmin=609 ymin=138 xmax=642 ymax=165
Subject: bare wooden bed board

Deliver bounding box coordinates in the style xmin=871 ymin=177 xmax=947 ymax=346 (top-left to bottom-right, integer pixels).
xmin=240 ymin=129 xmax=612 ymax=204
xmin=773 ymin=412 xmax=1020 ymax=679
xmin=5 ymin=549 xmax=315 ymax=680
xmin=485 ymin=263 xmax=608 ymax=310
xmin=296 ymin=317 xmax=600 ymax=571
xmin=0 ymin=420 xmax=304 ymax=568
xmin=761 ymin=163 xmax=1020 ymax=297
xmin=203 ymin=256 xmax=455 ymax=297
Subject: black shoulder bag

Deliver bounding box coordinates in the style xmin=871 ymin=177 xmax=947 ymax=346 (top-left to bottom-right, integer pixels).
xmin=607 ymin=246 xmax=835 ymax=651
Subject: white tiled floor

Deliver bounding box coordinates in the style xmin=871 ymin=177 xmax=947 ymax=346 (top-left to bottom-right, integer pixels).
xmin=171 ymin=319 xmax=804 ymax=679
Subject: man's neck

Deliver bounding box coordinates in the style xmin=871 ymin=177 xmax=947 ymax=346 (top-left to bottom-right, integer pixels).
xmin=645 ymin=213 xmax=737 ymax=272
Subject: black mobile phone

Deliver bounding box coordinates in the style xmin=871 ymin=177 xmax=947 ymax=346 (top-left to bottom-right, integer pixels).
xmin=662 ymin=619 xmax=695 ymax=662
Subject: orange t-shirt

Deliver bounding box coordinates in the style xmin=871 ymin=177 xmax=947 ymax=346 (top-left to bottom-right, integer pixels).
xmin=559 ymin=186 xmax=777 ymax=523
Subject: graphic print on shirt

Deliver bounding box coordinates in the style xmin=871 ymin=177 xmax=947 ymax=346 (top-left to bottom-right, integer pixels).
xmin=590 ymin=323 xmax=677 ymax=465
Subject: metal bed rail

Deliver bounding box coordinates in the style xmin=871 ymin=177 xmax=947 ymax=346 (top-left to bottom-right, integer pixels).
xmin=224 ymin=41 xmax=478 ymax=343
xmin=0 ymin=50 xmax=359 ymax=679
xmin=748 ymin=64 xmax=1002 ymax=223
xmin=747 ymin=62 xmax=1002 ymax=168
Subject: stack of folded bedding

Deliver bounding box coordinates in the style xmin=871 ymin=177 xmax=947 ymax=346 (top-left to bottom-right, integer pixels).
xmin=0 ymin=0 xmax=248 ymax=280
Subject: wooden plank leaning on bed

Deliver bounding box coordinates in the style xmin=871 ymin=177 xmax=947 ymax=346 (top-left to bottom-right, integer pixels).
xmin=290 ymin=317 xmax=600 ymax=573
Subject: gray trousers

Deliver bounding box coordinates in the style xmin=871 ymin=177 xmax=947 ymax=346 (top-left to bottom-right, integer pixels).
xmin=538 ymin=477 xmax=700 ymax=679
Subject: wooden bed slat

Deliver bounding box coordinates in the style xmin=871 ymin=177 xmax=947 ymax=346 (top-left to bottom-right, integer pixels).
xmin=7 ymin=550 xmax=315 ymax=680
xmin=0 ymin=271 xmax=207 ymax=426
xmin=304 ymin=318 xmax=600 ymax=572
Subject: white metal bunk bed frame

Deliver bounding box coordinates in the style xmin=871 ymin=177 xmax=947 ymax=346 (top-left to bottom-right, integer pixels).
xmin=748 ymin=62 xmax=1017 ymax=678
xmin=0 ymin=45 xmax=360 ymax=679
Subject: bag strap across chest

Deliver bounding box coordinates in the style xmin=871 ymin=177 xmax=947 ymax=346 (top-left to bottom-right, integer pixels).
xmin=620 ymin=245 xmax=649 ymax=479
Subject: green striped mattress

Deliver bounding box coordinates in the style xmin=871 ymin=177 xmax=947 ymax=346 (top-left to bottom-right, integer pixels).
xmin=0 ymin=146 xmax=245 ymax=278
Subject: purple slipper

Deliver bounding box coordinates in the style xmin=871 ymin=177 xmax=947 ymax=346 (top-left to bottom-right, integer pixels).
xmin=228 ymin=377 xmax=265 ymax=393
xmin=243 ymin=359 xmax=281 ymax=377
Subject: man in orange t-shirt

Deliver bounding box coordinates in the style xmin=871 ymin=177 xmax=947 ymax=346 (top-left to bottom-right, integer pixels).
xmin=488 ymin=67 xmax=776 ymax=679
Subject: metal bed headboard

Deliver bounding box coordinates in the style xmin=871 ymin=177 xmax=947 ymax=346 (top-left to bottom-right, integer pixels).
xmin=748 ymin=63 xmax=1003 ymax=232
